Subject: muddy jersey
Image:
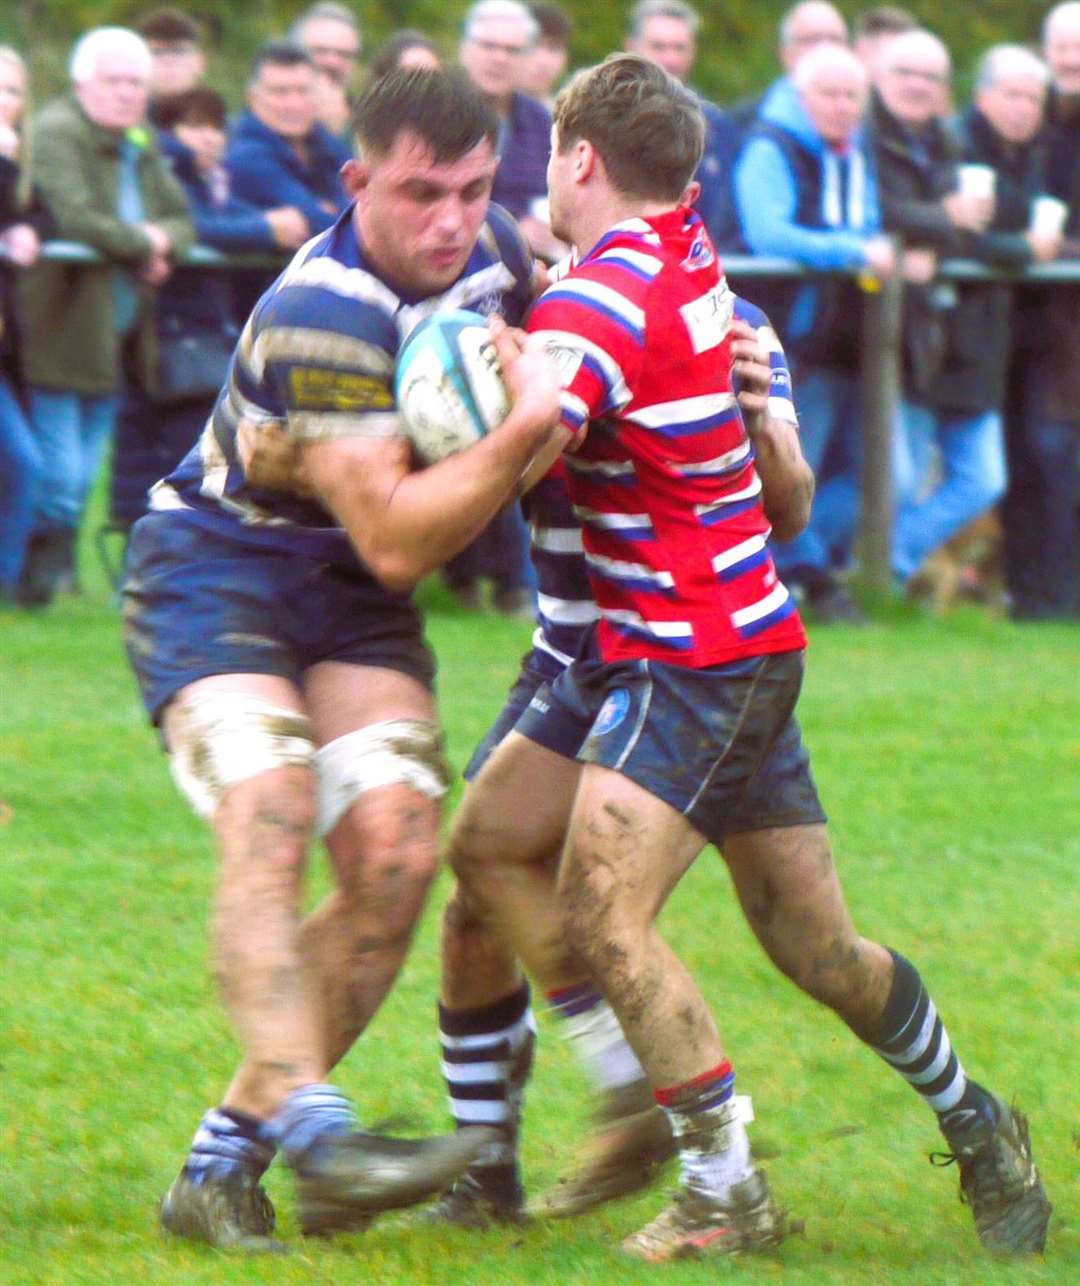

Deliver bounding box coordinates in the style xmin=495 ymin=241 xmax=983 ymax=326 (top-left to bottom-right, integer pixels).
xmin=527 ymin=209 xmax=806 ymax=666
xmin=151 ymin=203 xmax=535 ymax=565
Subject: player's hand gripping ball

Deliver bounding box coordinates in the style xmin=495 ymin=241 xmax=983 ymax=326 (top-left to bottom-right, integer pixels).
xmin=395 ymin=309 xmax=510 ymax=464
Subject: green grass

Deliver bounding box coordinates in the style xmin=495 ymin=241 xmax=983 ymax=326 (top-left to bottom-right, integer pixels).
xmin=2 ymin=534 xmax=1078 ymax=1283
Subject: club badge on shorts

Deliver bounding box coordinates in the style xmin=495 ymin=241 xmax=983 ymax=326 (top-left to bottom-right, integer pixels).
xmin=592 ymin=688 xmax=630 ymax=736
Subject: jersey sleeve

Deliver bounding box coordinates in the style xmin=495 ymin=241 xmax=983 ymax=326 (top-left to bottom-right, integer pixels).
xmin=526 ymin=261 xmax=647 ymax=446
xmin=247 ymin=274 xmax=403 ymax=443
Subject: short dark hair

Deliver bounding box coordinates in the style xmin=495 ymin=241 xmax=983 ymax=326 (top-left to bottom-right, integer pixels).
xmin=156 ymin=85 xmax=227 ymax=131
xmin=250 ymin=40 xmax=314 ymax=82
xmin=530 ymin=2 xmax=575 ymax=47
xmin=367 ymin=29 xmax=440 ymax=80
xmin=553 ymin=54 xmax=704 ymax=201
xmin=852 ymin=6 xmax=918 ymax=40
xmin=136 ymin=7 xmax=203 ymax=45
xmin=353 ymin=67 xmax=498 ymax=164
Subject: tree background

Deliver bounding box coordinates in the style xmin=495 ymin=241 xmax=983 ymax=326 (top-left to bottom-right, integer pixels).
xmin=1 ymin=0 xmax=1055 ymax=109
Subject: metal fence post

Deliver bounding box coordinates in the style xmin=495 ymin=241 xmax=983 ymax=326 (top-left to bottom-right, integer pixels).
xmin=857 ymin=265 xmax=904 ymax=598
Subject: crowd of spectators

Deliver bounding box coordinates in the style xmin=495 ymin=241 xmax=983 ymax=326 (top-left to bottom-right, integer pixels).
xmin=1 ymin=0 xmax=1078 ymax=622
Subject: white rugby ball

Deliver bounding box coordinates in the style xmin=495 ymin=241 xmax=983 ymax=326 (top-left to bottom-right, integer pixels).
xmin=395 ymin=309 xmax=510 ymax=465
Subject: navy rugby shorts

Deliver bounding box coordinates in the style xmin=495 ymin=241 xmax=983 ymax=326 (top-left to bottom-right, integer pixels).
xmin=123 ymin=512 xmax=436 ymax=723
xmin=513 ymin=648 xmax=826 ymax=849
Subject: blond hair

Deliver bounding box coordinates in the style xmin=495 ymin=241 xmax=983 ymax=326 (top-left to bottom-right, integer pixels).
xmin=0 ymin=46 xmax=31 ymax=209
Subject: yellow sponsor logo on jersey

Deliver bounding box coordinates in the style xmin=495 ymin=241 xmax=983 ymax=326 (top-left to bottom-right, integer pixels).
xmin=289 ymin=368 xmax=394 ymax=412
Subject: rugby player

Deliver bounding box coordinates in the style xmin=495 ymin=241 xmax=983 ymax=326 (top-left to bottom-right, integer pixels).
xmin=121 ymin=67 xmax=562 ymax=1252
xmin=428 ymin=54 xmax=1051 ymax=1260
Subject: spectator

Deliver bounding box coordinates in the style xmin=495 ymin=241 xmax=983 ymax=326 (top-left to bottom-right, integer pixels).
xmin=625 ymin=0 xmax=741 ymax=250
xmin=736 ymin=42 xmax=894 ymax=622
xmin=1023 ymin=0 xmax=1080 ymax=617
xmin=135 ymin=8 xmax=207 ymax=126
xmin=367 ymin=30 xmax=442 ymax=80
xmin=870 ymin=30 xmax=1019 ymax=593
xmin=853 ymin=6 xmax=918 ymax=78
xmin=729 ymin=2 xmax=849 ymax=136
xmin=986 ymin=20 xmax=1080 ymax=620
xmin=226 ymin=42 xmax=349 ymax=237
xmin=520 ymin=3 xmax=574 ymax=108
xmin=108 ymin=88 xmax=310 ymax=537
xmin=459 ymin=0 xmax=563 ymax=262
xmin=16 ymin=26 xmax=193 ymax=606
xmin=0 ymin=46 xmax=54 ymax=607
xmin=291 ymin=2 xmax=362 ymax=139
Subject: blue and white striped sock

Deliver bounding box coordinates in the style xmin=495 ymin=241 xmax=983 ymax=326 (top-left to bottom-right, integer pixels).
xmin=858 ymin=949 xmax=997 ymax=1142
xmin=270 ymin=1083 xmax=356 ymax=1169
xmin=183 ymin=1107 xmax=277 ymax=1184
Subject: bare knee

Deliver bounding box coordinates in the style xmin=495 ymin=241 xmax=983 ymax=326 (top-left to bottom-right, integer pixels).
xmin=215 ymin=768 xmax=317 ymax=900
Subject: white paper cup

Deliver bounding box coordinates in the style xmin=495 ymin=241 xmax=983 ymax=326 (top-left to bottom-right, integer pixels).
xmin=957 ymin=164 xmax=996 ymax=199
xmin=1031 ymin=195 xmax=1069 ymax=237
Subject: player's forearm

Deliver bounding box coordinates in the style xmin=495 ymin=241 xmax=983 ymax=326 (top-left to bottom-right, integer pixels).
xmin=750 ymin=417 xmax=815 ymax=542
xmin=370 ymin=409 xmax=558 ymax=591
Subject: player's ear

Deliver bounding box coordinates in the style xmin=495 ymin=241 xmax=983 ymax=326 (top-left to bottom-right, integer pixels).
xmin=341 ymin=159 xmax=369 ymax=195
xmin=575 ymin=138 xmax=597 ymax=183
xmin=681 ymin=179 xmax=701 ymax=207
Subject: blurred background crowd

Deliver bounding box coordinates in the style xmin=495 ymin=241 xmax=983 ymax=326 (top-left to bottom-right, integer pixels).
xmin=1 ymin=0 xmax=1078 ymax=624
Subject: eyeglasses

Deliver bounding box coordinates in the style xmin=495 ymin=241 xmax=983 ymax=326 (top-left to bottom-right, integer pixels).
xmin=889 ymin=66 xmax=949 ymax=84
xmin=306 ymin=44 xmax=359 ymax=60
xmin=148 ymin=42 xmax=200 ymax=60
xmin=469 ymin=37 xmax=528 ymax=57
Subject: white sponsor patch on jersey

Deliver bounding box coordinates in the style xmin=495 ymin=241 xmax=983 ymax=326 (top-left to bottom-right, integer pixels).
xmin=679 ymin=281 xmax=735 ymax=355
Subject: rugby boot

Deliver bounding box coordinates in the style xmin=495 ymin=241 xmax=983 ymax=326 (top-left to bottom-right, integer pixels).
xmin=296 ymin=1125 xmax=498 ymax=1236
xmin=423 ymin=1024 xmax=534 ymax=1227
xmin=622 ymin=1169 xmax=792 ymax=1261
xmin=934 ymin=1095 xmax=1052 ymax=1254
xmin=420 ymin=1167 xmax=528 ymax=1228
xmin=159 ymin=1168 xmax=287 ymax=1254
xmin=531 ymin=1077 xmax=675 ymax=1218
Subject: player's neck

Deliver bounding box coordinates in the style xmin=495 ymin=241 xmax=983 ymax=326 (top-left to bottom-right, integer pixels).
xmin=572 ymin=197 xmax=680 ymax=259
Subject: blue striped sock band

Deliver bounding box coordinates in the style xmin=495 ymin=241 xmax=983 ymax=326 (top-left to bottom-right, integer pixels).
xmin=184 ymin=1107 xmax=277 ymax=1183
xmin=271 ymin=1083 xmax=356 ymax=1168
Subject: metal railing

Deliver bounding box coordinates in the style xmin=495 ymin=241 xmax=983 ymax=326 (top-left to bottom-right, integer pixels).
xmin=27 ymin=239 xmax=1080 ymax=594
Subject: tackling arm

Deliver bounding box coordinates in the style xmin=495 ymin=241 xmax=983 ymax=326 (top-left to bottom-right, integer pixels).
xmin=304 ymin=323 xmax=562 ymax=592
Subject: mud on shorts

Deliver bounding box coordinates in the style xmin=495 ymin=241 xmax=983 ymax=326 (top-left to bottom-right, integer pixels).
xmin=122 ymin=511 xmax=436 ymax=724
xmin=512 ymin=648 xmax=826 ymax=850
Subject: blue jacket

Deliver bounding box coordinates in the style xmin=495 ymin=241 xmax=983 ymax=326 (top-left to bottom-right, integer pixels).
xmin=734 ymin=77 xmax=880 ymax=364
xmin=160 ymin=134 xmax=278 ymax=253
xmin=225 ymin=109 xmax=350 ymax=234
xmin=735 ymin=76 xmax=880 ymax=269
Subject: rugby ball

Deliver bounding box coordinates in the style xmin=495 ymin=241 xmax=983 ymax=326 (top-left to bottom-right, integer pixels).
xmin=395 ymin=309 xmax=510 ymax=465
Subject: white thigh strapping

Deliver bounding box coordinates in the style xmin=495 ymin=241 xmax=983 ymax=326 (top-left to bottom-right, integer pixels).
xmin=167 ymin=692 xmax=317 ymax=821
xmin=315 ymin=719 xmax=451 ymax=837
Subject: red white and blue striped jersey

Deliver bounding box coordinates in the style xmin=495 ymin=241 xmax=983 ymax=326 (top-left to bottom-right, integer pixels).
xmin=524 ymin=294 xmax=798 ymax=670
xmin=527 ymin=208 xmax=806 ymax=667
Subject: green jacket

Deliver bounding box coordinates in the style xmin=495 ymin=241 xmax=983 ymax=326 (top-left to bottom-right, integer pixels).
xmin=17 ymin=94 xmax=195 ymax=395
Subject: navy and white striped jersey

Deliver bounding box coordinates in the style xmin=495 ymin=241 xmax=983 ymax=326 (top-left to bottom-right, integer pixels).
xmin=152 ymin=202 xmax=535 ymax=565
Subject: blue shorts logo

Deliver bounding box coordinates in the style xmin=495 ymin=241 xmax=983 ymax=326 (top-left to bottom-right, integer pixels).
xmin=592 ymin=688 xmax=630 ymax=737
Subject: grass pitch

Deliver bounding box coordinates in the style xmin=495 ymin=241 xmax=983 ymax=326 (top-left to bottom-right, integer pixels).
xmin=2 ymin=548 xmax=1078 ymax=1284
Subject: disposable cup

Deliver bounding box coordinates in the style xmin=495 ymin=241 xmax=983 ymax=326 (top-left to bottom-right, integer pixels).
xmin=1031 ymin=195 xmax=1069 ymax=236
xmin=957 ymin=164 xmax=995 ymax=199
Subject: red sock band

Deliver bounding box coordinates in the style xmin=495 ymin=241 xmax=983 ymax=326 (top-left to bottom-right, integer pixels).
xmin=654 ymin=1059 xmax=734 ymax=1107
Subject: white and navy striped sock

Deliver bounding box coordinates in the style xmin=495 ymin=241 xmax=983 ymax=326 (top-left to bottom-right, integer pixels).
xmin=547 ymin=982 xmax=646 ymax=1092
xmin=183 ymin=1107 xmax=277 ymax=1184
xmin=271 ymin=1082 xmax=356 ymax=1169
xmin=439 ymin=983 xmax=535 ymax=1172
xmin=865 ymin=951 xmax=993 ymax=1128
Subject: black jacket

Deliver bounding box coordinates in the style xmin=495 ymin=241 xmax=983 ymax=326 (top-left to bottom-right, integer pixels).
xmin=0 ymin=154 xmax=55 ymax=382
xmin=870 ymin=93 xmax=963 ymax=397
xmin=929 ymin=108 xmax=1042 ymax=415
